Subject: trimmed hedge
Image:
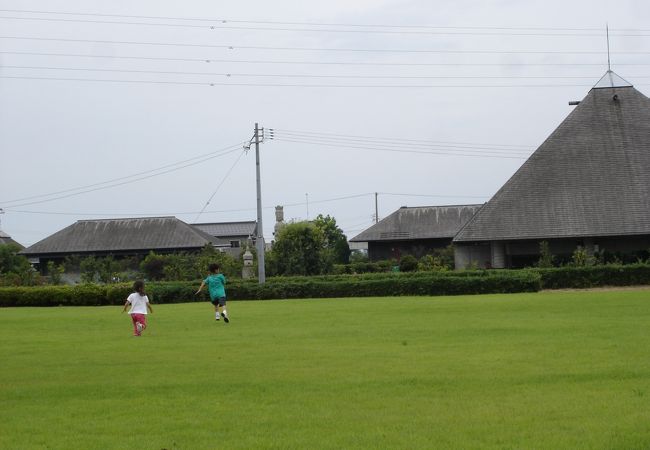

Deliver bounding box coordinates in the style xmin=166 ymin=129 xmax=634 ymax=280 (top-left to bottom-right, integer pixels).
xmin=3 ymin=264 xmax=650 ymax=307
xmin=0 ymin=271 xmax=541 ymax=307
xmin=230 ymin=272 xmax=540 ymax=300
xmin=536 ymin=264 xmax=650 ymax=289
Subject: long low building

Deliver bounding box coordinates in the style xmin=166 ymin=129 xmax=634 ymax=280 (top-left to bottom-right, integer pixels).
xmin=350 ymin=205 xmax=482 ymax=261
xmin=21 ymin=217 xmax=224 ymax=269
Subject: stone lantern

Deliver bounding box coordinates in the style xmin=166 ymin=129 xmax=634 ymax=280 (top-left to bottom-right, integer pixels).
xmin=242 ymin=247 xmax=254 ymax=279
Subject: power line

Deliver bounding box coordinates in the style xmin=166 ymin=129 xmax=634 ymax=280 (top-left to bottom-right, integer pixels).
xmin=0 ymin=143 xmax=243 ymax=204
xmin=271 ymin=128 xmax=535 ymax=151
xmin=193 ymin=149 xmax=247 ymax=222
xmin=271 ymin=133 xmax=531 ymax=156
xmin=2 ymin=192 xmax=490 ymax=217
xmin=282 ymin=193 xmax=375 ymax=207
xmin=1 ymin=8 xmax=648 ymax=33
xmin=0 ymin=144 xmax=245 ymax=208
xmin=3 ymin=36 xmax=649 ymax=54
xmin=1 ymin=75 xmax=612 ymax=89
xmin=5 ymin=64 xmax=649 ymax=81
xmin=379 ymin=192 xmax=487 ymax=199
xmin=0 ymin=194 xmax=377 ymax=217
xmin=3 ymin=51 xmax=649 ymax=67
xmin=3 ymin=14 xmax=649 ymax=37
xmin=270 ymin=136 xmax=529 ymax=159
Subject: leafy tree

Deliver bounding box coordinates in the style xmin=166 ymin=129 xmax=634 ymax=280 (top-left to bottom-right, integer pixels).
xmin=349 ymin=250 xmax=369 ymax=264
xmin=418 ymin=254 xmax=450 ymax=272
xmin=0 ymin=244 xmax=36 ymax=285
xmin=538 ymin=241 xmax=555 ymax=268
xmin=193 ymin=245 xmax=242 ymax=280
xmin=0 ymin=244 xmax=30 ymax=275
xmin=79 ymin=256 xmax=99 ymax=283
xmin=46 ymin=261 xmax=65 ymax=285
xmin=399 ymin=255 xmax=418 ymax=272
xmin=313 ymin=214 xmax=351 ymax=265
xmin=271 ymin=222 xmax=327 ymax=276
xmin=97 ymin=256 xmax=121 ymax=283
xmin=571 ymin=246 xmax=593 ymax=267
xmin=140 ymin=252 xmax=166 ymax=280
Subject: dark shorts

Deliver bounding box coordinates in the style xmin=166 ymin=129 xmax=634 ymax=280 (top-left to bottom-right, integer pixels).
xmin=211 ymin=296 xmax=226 ymax=307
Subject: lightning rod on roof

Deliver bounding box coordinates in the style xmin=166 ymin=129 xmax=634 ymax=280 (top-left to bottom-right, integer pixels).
xmin=606 ymin=23 xmax=611 ymax=72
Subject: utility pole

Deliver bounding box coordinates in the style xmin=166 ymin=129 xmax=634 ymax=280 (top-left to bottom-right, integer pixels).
xmin=254 ymin=123 xmax=266 ymax=284
xmin=374 ymin=192 xmax=379 ymax=224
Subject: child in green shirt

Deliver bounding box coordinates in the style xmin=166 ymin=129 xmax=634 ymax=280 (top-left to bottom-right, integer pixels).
xmin=195 ymin=263 xmax=229 ymax=323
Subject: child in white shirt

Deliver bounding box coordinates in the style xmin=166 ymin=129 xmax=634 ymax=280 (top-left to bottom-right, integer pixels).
xmin=122 ymin=280 xmax=153 ymax=336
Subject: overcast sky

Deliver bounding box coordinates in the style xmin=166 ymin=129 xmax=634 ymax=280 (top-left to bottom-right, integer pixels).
xmin=1 ymin=0 xmax=649 ymax=247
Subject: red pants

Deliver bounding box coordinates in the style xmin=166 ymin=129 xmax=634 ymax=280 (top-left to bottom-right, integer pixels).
xmin=130 ymin=313 xmax=147 ymax=336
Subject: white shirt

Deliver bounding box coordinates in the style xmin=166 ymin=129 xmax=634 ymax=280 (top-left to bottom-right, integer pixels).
xmin=126 ymin=292 xmax=149 ymax=315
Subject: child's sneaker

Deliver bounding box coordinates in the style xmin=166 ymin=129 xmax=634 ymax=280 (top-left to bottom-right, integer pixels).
xmin=215 ymin=313 xmax=220 ymax=321
xmin=223 ymin=314 xmax=230 ymax=323
xmin=136 ymin=323 xmax=143 ymax=334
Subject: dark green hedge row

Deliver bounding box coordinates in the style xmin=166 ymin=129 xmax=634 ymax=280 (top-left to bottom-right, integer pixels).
xmin=230 ymin=272 xmax=540 ymax=300
xmin=535 ymin=264 xmax=650 ymax=289
xmin=265 ymin=269 xmax=497 ymax=283
xmin=0 ymin=271 xmax=541 ymax=306
xmin=3 ymin=264 xmax=650 ymax=307
xmin=0 ymin=283 xmax=200 ymax=307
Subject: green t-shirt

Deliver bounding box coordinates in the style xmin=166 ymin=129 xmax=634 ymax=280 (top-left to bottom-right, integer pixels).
xmin=204 ymin=273 xmax=226 ymax=300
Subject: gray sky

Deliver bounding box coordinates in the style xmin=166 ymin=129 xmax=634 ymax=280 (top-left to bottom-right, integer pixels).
xmin=1 ymin=0 xmax=649 ymax=247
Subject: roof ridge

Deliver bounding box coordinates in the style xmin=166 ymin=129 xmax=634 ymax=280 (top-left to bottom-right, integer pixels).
xmin=76 ymin=216 xmax=177 ymax=222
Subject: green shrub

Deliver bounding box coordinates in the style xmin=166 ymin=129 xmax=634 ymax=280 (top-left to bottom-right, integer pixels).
xmin=537 ymin=264 xmax=650 ymax=289
xmin=538 ymin=241 xmax=554 ymax=268
xmin=399 ymin=255 xmax=418 ymax=272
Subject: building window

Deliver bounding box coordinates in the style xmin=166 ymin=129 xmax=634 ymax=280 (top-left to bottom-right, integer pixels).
xmin=230 ymin=240 xmax=240 ymax=248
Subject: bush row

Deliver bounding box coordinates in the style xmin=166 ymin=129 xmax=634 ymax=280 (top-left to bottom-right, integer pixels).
xmin=535 ymin=264 xmax=650 ymax=289
xmin=231 ymin=272 xmax=541 ymax=300
xmin=2 ymin=264 xmax=650 ymax=307
xmin=0 ymin=271 xmax=541 ymax=307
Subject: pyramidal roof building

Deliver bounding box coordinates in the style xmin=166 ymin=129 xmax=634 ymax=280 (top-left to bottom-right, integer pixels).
xmin=453 ymin=71 xmax=650 ymax=268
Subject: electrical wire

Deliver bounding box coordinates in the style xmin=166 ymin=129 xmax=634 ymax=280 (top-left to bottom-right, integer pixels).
xmin=3 ymin=14 xmax=648 ymax=36
xmin=1 ymin=75 xmax=612 ymax=89
xmin=5 ymin=65 xmax=649 ymax=81
xmin=3 ymin=36 xmax=649 ymax=54
xmin=269 ymin=130 xmax=534 ymax=155
xmin=0 ymin=144 xmax=245 ymax=208
xmin=193 ymin=148 xmax=247 ymax=222
xmin=379 ymin=192 xmax=487 ymax=199
xmin=0 ymin=143 xmax=243 ymax=204
xmin=3 ymin=51 xmax=648 ymax=67
xmin=2 ymin=192 xmax=489 ymax=217
xmin=0 ymin=8 xmax=648 ymax=33
xmin=1 ymin=194 xmax=377 ymax=217
xmin=270 ymin=134 xmax=531 ymax=156
xmin=271 ymin=136 xmax=529 ymax=159
xmin=271 ymin=129 xmax=534 ymax=151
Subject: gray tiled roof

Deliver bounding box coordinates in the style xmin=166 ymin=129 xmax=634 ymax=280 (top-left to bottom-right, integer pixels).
xmin=21 ymin=217 xmax=217 ymax=255
xmin=350 ymin=205 xmax=483 ymax=242
xmin=192 ymin=221 xmax=257 ymax=237
xmin=0 ymin=231 xmax=24 ymax=249
xmin=455 ymin=79 xmax=650 ymax=242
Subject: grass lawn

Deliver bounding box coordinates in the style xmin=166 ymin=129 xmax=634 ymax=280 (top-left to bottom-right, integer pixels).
xmin=2 ymin=289 xmax=650 ymax=449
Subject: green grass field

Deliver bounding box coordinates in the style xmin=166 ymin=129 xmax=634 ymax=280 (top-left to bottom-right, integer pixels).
xmin=2 ymin=289 xmax=650 ymax=449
